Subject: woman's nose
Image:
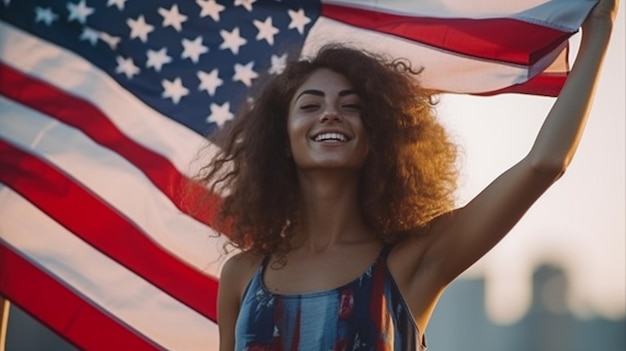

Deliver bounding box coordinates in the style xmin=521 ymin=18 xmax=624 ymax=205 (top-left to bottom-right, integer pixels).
xmin=319 ymin=107 xmax=342 ymax=123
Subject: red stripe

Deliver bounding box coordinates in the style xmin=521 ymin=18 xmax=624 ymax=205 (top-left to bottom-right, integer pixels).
xmin=478 ymin=71 xmax=567 ymax=97
xmin=321 ymin=4 xmax=572 ymax=66
xmin=290 ymin=308 xmax=301 ymax=351
xmin=0 ymin=138 xmax=219 ymax=321
xmin=0 ymin=242 xmax=163 ymax=351
xmin=0 ymin=63 xmax=224 ymax=230
xmin=370 ymin=255 xmax=390 ymax=350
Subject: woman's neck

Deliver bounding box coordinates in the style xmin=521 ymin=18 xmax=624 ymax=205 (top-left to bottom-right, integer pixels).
xmin=293 ymin=169 xmax=374 ymax=253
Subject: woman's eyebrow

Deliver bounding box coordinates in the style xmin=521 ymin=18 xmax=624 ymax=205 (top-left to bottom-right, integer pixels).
xmin=295 ymin=89 xmax=359 ymax=101
xmin=295 ymin=89 xmax=324 ymax=101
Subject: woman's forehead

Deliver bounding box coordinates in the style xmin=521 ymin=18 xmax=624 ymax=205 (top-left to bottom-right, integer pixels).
xmin=292 ymin=69 xmax=357 ymax=100
xmin=299 ymin=69 xmax=352 ymax=90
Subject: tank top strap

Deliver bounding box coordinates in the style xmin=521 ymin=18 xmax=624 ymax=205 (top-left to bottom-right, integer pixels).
xmin=259 ymin=254 xmax=272 ymax=273
xmin=379 ymin=243 xmax=393 ymax=260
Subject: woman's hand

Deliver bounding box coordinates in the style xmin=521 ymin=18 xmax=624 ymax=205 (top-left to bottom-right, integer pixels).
xmin=587 ymin=0 xmax=619 ymax=23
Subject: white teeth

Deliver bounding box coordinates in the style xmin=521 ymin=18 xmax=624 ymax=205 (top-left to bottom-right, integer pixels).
xmin=314 ymin=132 xmax=347 ymax=142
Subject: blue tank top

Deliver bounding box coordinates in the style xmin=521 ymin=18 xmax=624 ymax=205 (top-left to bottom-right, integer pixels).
xmin=234 ymin=245 xmax=427 ymax=351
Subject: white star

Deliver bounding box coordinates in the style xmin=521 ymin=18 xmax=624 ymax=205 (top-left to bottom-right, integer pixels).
xmin=219 ymin=27 xmax=247 ymax=55
xmin=67 ymin=0 xmax=94 ymax=24
xmin=233 ymin=61 xmax=258 ymax=87
xmin=287 ymin=8 xmax=311 ymax=35
xmin=34 ymin=7 xmax=58 ymax=26
xmin=196 ymin=0 xmax=224 ymax=22
xmin=269 ymin=53 xmax=287 ymax=74
xmin=207 ymin=102 xmax=234 ymax=128
xmin=162 ymin=77 xmax=189 ymax=104
xmin=158 ymin=5 xmax=188 ymax=32
xmin=127 ymin=15 xmax=154 ymax=43
xmin=107 ymin=0 xmax=127 ymax=11
xmin=2 ymin=0 xmax=10 ymax=6
xmin=253 ymin=17 xmax=279 ymax=46
xmin=100 ymin=32 xmax=121 ymax=50
xmin=146 ymin=48 xmax=172 ymax=72
xmin=181 ymin=36 xmax=209 ymax=63
xmin=80 ymin=27 xmax=99 ymax=45
xmin=234 ymin=0 xmax=256 ymax=12
xmin=115 ymin=56 xmax=140 ymax=79
xmin=197 ymin=69 xmax=223 ymax=96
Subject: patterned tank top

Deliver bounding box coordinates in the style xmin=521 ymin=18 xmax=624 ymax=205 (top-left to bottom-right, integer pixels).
xmin=234 ymin=245 xmax=427 ymax=351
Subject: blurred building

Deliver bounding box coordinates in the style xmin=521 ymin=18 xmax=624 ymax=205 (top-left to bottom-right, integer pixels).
xmin=428 ymin=264 xmax=626 ymax=351
xmin=5 ymin=263 xmax=626 ymax=350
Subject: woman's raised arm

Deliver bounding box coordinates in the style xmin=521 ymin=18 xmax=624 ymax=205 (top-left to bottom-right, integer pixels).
xmin=402 ymin=0 xmax=619 ymax=289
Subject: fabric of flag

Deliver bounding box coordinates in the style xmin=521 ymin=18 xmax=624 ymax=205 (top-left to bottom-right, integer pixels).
xmin=0 ymin=0 xmax=597 ymax=350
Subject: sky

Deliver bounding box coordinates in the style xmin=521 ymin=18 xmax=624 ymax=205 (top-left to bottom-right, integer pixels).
xmin=436 ymin=6 xmax=625 ymax=324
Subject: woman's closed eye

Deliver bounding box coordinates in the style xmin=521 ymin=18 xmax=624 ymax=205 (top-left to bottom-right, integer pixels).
xmin=342 ymin=103 xmax=362 ymax=111
xmin=300 ymin=103 xmax=320 ymax=111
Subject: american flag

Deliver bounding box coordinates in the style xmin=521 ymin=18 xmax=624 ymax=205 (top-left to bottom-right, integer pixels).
xmin=0 ymin=0 xmax=596 ymax=350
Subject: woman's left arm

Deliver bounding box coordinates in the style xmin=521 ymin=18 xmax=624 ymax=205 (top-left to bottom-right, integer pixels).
xmin=525 ymin=7 xmax=616 ymax=176
xmin=410 ymin=0 xmax=619 ymax=287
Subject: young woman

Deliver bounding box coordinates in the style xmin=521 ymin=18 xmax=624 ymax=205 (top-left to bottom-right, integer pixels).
xmin=196 ymin=0 xmax=619 ymax=349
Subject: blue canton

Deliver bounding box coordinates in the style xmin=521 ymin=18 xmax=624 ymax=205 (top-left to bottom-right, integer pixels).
xmin=1 ymin=0 xmax=321 ymax=136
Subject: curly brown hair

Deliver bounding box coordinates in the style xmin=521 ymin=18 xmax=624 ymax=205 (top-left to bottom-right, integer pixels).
xmin=195 ymin=44 xmax=458 ymax=257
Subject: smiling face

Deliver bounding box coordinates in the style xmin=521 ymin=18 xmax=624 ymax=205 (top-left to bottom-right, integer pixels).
xmin=287 ymin=68 xmax=369 ymax=172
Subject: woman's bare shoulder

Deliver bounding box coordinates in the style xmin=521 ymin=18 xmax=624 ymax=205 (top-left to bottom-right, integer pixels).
xmin=220 ymin=250 xmax=265 ymax=288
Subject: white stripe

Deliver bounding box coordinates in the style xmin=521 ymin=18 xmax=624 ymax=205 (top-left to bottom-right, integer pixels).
xmin=514 ymin=0 xmax=596 ymax=31
xmin=0 ymin=187 xmax=219 ymax=350
xmin=0 ymin=95 xmax=230 ymax=277
xmin=302 ymin=17 xmax=568 ymax=93
xmin=324 ymin=0 xmax=596 ymax=30
xmin=0 ymin=21 xmax=216 ymax=177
